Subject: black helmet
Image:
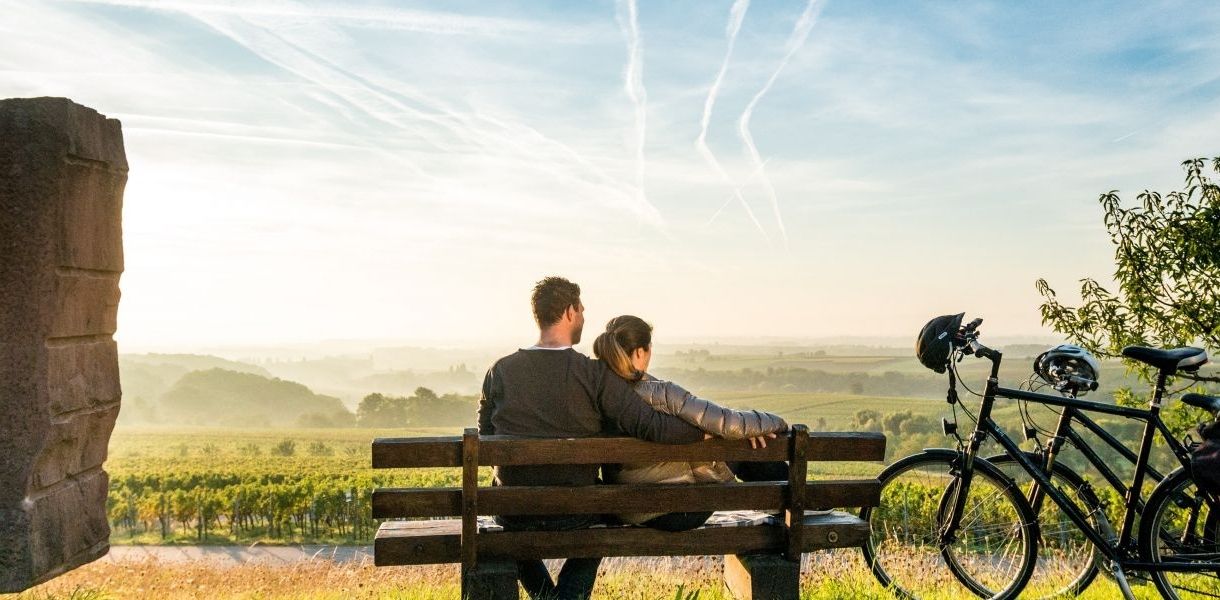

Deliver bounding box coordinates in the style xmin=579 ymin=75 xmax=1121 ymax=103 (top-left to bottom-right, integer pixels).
xmin=916 ymin=313 xmax=965 ymax=373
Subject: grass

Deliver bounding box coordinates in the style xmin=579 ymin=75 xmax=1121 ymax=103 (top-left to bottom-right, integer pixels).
xmin=4 ymin=551 xmax=1165 ymax=600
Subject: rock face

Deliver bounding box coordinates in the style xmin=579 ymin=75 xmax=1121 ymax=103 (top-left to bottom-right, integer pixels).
xmin=0 ymin=97 xmax=126 ymax=592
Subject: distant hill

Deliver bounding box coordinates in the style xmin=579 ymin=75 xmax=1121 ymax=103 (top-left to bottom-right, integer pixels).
xmin=158 ymin=368 xmax=353 ymax=428
xmin=257 ymin=357 xmax=482 ymax=404
xmin=123 ymin=353 xmax=272 ymax=376
xmin=120 ymin=353 xmax=271 ymax=403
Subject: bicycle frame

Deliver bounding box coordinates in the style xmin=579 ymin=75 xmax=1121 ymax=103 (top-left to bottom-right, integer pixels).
xmin=942 ymin=346 xmax=1204 ymax=572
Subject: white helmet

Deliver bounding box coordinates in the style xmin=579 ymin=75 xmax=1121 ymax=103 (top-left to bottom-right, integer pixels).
xmin=1034 ymin=344 xmax=1101 ymax=396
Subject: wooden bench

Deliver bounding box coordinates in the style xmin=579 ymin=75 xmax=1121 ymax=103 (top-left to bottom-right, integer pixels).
xmin=371 ymin=425 xmax=885 ymax=599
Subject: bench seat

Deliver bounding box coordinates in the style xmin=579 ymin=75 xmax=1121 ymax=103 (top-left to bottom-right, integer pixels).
xmin=375 ymin=511 xmax=869 ymax=565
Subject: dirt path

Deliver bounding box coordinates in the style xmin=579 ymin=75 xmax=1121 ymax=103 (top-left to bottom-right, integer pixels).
xmin=104 ymin=545 xmax=374 ymax=565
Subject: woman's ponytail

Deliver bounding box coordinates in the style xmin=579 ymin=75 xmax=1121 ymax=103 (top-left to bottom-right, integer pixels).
xmin=593 ymin=330 xmax=635 ymax=380
xmin=592 ymin=315 xmax=653 ymax=381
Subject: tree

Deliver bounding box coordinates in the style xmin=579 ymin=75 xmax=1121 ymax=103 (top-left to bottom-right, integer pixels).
xmin=1037 ymin=157 xmax=1220 ymax=359
xmin=1037 ymin=157 xmax=1220 ymax=435
xmin=356 ymin=393 xmax=405 ymax=428
xmin=851 ymin=409 xmax=882 ymax=432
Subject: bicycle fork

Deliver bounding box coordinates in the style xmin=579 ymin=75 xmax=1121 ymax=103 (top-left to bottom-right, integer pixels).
xmin=938 ymin=431 xmax=986 ymax=544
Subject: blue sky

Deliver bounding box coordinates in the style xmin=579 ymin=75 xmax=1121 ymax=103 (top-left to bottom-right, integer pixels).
xmin=3 ymin=0 xmax=1219 ymax=349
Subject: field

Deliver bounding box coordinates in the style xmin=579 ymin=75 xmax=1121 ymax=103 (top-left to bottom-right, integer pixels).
xmin=100 ymin=383 xmax=1155 ymax=546
xmin=105 ymin=383 xmax=978 ymax=546
xmin=8 ymin=552 xmax=1155 ymax=600
xmin=102 ymin=410 xmax=894 ymax=546
xmin=104 ymin=426 xmax=475 ymax=545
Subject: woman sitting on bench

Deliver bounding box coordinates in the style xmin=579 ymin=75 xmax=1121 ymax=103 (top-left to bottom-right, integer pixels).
xmin=593 ymin=315 xmax=790 ymax=531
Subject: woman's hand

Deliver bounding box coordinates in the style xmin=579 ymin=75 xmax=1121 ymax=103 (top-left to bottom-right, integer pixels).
xmin=749 ymin=432 xmax=778 ymax=449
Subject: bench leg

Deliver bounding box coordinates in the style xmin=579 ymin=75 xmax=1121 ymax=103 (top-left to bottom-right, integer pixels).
xmin=724 ymin=553 xmax=799 ymax=600
xmin=462 ymin=559 xmax=519 ymax=600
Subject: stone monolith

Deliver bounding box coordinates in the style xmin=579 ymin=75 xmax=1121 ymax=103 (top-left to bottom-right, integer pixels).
xmin=0 ymin=97 xmax=125 ymax=592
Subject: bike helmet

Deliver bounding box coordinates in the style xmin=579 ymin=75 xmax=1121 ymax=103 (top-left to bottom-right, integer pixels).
xmin=1034 ymin=344 xmax=1101 ymax=396
xmin=916 ymin=313 xmax=965 ymax=374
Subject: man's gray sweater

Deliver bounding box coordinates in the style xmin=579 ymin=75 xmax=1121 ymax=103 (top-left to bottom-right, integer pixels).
xmin=477 ymin=348 xmax=704 ymax=488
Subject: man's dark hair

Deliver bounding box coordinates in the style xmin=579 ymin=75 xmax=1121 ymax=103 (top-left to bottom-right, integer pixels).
xmin=532 ymin=277 xmax=581 ymax=327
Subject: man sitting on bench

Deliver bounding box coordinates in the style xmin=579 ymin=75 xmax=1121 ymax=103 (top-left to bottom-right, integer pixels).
xmin=477 ymin=276 xmax=706 ymax=600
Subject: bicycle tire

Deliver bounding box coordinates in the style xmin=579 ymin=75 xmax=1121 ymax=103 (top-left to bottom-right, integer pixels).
xmin=977 ymin=453 xmax=1104 ymax=598
xmin=1139 ymin=467 xmax=1220 ymax=599
xmin=861 ymin=449 xmax=1039 ymax=599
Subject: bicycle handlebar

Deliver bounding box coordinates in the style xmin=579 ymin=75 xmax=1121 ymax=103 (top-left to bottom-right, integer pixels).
xmin=1068 ymin=374 xmax=1100 ymax=392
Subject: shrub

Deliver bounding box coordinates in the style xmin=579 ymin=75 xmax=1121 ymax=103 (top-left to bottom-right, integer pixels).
xmin=271 ymin=439 xmax=296 ymax=456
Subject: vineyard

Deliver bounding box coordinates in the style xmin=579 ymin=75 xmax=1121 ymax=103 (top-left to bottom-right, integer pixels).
xmin=105 ymin=427 xmax=480 ymax=544
xmin=104 ymin=425 xmax=884 ymax=545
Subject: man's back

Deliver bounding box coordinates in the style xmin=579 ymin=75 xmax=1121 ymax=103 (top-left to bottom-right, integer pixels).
xmin=478 ymin=347 xmax=702 ymax=487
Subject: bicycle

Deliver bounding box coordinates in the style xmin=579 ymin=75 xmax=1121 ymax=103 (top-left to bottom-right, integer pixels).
xmin=861 ymin=316 xmax=1219 ymax=599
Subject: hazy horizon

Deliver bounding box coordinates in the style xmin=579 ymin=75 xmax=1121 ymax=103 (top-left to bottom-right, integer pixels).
xmin=5 ymin=1 xmax=1220 ymax=348
xmin=119 ymin=331 xmax=1066 ymax=362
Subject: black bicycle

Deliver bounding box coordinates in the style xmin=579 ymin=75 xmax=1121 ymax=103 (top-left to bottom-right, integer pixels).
xmin=861 ymin=317 xmax=1219 ymax=600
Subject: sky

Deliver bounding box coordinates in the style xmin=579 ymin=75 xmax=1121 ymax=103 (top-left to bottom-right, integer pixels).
xmin=3 ymin=0 xmax=1220 ymax=351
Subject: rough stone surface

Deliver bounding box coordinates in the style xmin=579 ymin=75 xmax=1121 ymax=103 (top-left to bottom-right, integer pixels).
xmin=28 ymin=470 xmax=111 ymax=581
xmin=33 ymin=405 xmax=121 ymax=490
xmin=50 ymin=272 xmax=121 ymax=338
xmin=0 ymin=97 xmax=125 ymax=592
xmin=58 ymin=161 xmax=125 ymax=272
xmin=46 ymin=339 xmax=121 ymax=416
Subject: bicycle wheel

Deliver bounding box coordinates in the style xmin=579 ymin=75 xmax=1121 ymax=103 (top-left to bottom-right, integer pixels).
xmin=982 ymin=453 xmax=1103 ymax=598
xmin=861 ymin=449 xmax=1039 ymax=599
xmin=1139 ymin=467 xmax=1220 ymax=599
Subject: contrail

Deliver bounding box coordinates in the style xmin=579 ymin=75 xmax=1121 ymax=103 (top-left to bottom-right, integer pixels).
xmin=186 ymin=7 xmax=667 ymax=225
xmin=738 ymin=0 xmax=824 ymax=249
xmin=617 ymin=0 xmax=651 ymax=223
xmin=705 ymin=158 xmax=771 ymax=226
xmin=696 ymin=0 xmax=770 ymax=242
xmin=61 ymin=0 xmax=579 ymax=40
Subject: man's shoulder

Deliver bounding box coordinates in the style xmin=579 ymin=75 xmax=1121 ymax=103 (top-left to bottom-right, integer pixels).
xmin=492 ymin=348 xmax=598 ymax=371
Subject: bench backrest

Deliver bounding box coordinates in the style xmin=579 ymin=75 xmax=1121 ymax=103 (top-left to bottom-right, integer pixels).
xmin=371 ymin=426 xmax=884 ymax=566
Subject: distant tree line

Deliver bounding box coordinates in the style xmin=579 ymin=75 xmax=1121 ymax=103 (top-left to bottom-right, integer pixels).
xmin=355 ymin=387 xmax=477 ymax=428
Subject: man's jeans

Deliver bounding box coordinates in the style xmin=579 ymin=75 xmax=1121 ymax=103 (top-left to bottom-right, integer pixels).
xmin=494 ymin=515 xmax=603 ymax=600
xmin=728 ymin=460 xmax=788 ymax=482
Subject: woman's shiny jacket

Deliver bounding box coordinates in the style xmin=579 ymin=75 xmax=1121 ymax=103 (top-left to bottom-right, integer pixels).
xmin=632 ymin=374 xmax=788 ymax=439
xmin=609 ymin=374 xmax=789 ymax=524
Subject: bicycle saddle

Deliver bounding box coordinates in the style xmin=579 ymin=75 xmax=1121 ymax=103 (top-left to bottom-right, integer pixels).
xmin=1121 ymin=346 xmax=1208 ymax=372
xmin=1182 ymin=393 xmax=1220 ymax=416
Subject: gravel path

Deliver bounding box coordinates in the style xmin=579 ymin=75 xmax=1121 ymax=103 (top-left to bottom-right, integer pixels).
xmin=104 ymin=545 xmax=375 ymax=565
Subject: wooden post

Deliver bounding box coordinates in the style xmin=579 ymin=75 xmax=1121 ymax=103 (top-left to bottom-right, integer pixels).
xmin=463 ymin=558 xmax=519 ymax=600
xmin=724 ymin=553 xmax=800 ymax=600
xmin=785 ymin=425 xmax=809 ymax=562
xmin=460 ymin=428 xmax=479 ymax=598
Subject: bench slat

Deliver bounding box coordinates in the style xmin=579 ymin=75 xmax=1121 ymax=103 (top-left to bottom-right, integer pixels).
xmin=372 ymin=432 xmax=885 ymax=468
xmin=374 ymin=511 xmax=868 ymax=565
xmin=373 ymin=479 xmax=879 ymax=518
